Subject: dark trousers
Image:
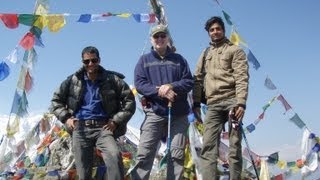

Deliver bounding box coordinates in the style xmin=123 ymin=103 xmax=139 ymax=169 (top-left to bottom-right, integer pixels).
xmin=72 ymin=125 xmax=124 ymax=180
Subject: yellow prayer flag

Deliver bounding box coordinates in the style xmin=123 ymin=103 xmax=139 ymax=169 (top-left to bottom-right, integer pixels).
xmin=230 ymin=29 xmax=247 ymax=47
xmin=33 ymin=15 xmax=48 ymax=29
xmin=184 ymin=144 xmax=193 ymax=169
xmin=116 ymin=13 xmax=132 ymax=18
xmin=259 ymin=159 xmax=271 ymax=180
xmin=35 ymin=4 xmax=49 ymax=15
xmin=6 ymin=116 xmax=20 ymax=137
xmin=47 ymin=15 xmax=66 ymax=32
xmin=277 ymin=160 xmax=287 ymax=169
xmin=132 ymin=88 xmax=138 ymax=96
xmin=123 ymin=157 xmax=131 ymax=169
xmin=291 ymin=166 xmax=300 ymax=173
xmin=230 ymin=31 xmax=240 ymax=46
xmin=58 ymin=130 xmax=70 ymax=138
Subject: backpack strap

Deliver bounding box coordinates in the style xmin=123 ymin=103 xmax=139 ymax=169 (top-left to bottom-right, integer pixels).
xmin=201 ymin=47 xmax=210 ymax=75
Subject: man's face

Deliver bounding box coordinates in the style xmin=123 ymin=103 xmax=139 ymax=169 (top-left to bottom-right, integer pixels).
xmin=151 ymin=32 xmax=169 ymax=51
xmin=208 ymin=22 xmax=225 ymax=42
xmin=82 ymin=53 xmax=100 ymax=74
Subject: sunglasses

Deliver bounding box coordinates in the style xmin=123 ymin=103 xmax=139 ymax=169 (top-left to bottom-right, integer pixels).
xmin=82 ymin=58 xmax=99 ymax=65
xmin=153 ymin=34 xmax=167 ymax=39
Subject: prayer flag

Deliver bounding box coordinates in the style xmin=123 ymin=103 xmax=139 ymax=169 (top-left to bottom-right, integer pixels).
xmin=18 ymin=14 xmax=38 ymax=26
xmin=0 ymin=14 xmax=19 ymax=29
xmin=247 ymin=50 xmax=261 ymax=70
xmin=262 ymin=96 xmax=277 ymax=111
xmin=33 ymin=15 xmax=47 ymax=29
xmin=246 ymin=123 xmax=255 ymax=133
xmin=258 ymin=112 xmax=265 ymax=120
xmin=24 ymin=70 xmax=33 ymax=93
xmin=133 ymin=13 xmax=156 ymax=23
xmin=264 ymin=76 xmax=277 ymax=90
xmin=277 ymin=94 xmax=292 ymax=112
xmin=91 ymin=13 xmax=112 ymax=21
xmin=274 ymin=174 xmax=284 ymax=180
xmin=35 ymin=3 xmax=49 ymax=15
xmin=277 ymin=160 xmax=287 ymax=169
xmin=19 ymin=32 xmax=35 ymax=50
xmin=259 ymin=159 xmax=271 ymax=180
xmin=230 ymin=29 xmax=247 ymax=46
xmin=78 ymin=14 xmax=91 ymax=23
xmin=222 ymin=10 xmax=233 ymax=25
xmin=6 ymin=115 xmax=20 ymax=136
xmin=267 ymin=152 xmax=279 ymax=164
xmin=47 ymin=15 xmax=65 ymax=32
xmin=116 ymin=13 xmax=131 ymax=18
xmin=289 ymin=113 xmax=306 ymax=129
xmin=10 ymin=90 xmax=28 ymax=117
xmin=0 ymin=61 xmax=10 ymax=81
xmin=5 ymin=47 xmax=19 ymax=63
xmin=30 ymin=26 xmax=42 ymax=38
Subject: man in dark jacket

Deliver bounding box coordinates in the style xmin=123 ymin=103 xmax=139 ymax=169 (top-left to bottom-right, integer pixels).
xmin=50 ymin=46 xmax=136 ymax=180
xmin=131 ymin=25 xmax=193 ymax=180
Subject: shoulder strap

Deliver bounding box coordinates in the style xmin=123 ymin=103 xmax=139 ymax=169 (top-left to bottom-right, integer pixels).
xmin=201 ymin=47 xmax=210 ymax=74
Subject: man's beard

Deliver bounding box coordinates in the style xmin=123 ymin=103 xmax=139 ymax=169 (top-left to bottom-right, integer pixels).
xmin=212 ymin=36 xmax=224 ymax=43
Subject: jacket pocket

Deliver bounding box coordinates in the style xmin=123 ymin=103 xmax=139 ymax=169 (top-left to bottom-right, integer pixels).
xmin=219 ymin=54 xmax=233 ymax=70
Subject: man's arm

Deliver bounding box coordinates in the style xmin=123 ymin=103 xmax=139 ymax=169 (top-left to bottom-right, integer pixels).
xmin=134 ymin=56 xmax=158 ymax=97
xmin=111 ymin=76 xmax=136 ymax=126
xmin=232 ymin=48 xmax=249 ymax=107
xmin=170 ymin=56 xmax=194 ymax=94
xmin=50 ymin=77 xmax=72 ymax=123
xmin=193 ymin=50 xmax=207 ymax=107
xmin=232 ymin=48 xmax=249 ymax=121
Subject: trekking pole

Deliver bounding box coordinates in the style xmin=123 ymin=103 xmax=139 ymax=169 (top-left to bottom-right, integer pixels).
xmin=167 ymin=101 xmax=172 ymax=154
xmin=240 ymin=123 xmax=260 ymax=180
xmin=229 ymin=110 xmax=259 ymax=180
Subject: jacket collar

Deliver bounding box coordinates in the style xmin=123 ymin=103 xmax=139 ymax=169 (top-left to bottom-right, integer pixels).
xmin=209 ymin=37 xmax=232 ymax=48
xmin=75 ymin=65 xmax=105 ymax=78
xmin=151 ymin=46 xmax=174 ymax=59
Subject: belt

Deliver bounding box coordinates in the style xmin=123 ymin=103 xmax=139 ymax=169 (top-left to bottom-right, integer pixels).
xmin=76 ymin=119 xmax=108 ymax=127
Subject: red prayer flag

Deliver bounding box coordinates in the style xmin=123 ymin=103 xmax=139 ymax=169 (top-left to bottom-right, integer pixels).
xmin=19 ymin=32 xmax=35 ymax=50
xmin=274 ymin=174 xmax=284 ymax=180
xmin=24 ymin=70 xmax=33 ymax=93
xmin=0 ymin=14 xmax=19 ymax=29
xmin=277 ymin=94 xmax=292 ymax=112
xmin=148 ymin=14 xmax=156 ymax=23
xmin=258 ymin=112 xmax=265 ymax=119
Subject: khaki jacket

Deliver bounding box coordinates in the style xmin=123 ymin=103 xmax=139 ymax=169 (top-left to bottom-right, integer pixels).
xmin=193 ymin=38 xmax=249 ymax=106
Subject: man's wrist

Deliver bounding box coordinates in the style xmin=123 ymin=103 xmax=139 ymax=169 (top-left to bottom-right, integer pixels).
xmin=237 ymin=104 xmax=246 ymax=109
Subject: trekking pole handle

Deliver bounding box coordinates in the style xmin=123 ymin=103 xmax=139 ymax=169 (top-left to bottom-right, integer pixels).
xmin=168 ymin=101 xmax=172 ymax=107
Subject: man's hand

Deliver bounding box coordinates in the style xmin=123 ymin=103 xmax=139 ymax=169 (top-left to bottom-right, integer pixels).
xmin=234 ymin=106 xmax=245 ymax=122
xmin=103 ymin=120 xmax=117 ymax=132
xmin=158 ymin=84 xmax=177 ymax=102
xmin=65 ymin=116 xmax=77 ymax=130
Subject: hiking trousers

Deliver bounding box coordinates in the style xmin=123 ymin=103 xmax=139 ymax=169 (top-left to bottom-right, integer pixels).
xmin=131 ymin=108 xmax=189 ymax=180
xmin=73 ymin=125 xmax=124 ymax=180
xmin=200 ymin=99 xmax=242 ymax=180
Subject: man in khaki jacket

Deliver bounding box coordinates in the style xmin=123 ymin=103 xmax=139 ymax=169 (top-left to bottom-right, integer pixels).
xmin=192 ymin=16 xmax=249 ymax=180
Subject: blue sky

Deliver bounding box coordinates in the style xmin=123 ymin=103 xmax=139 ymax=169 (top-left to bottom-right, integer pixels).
xmin=1 ymin=0 xmax=320 ymax=174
